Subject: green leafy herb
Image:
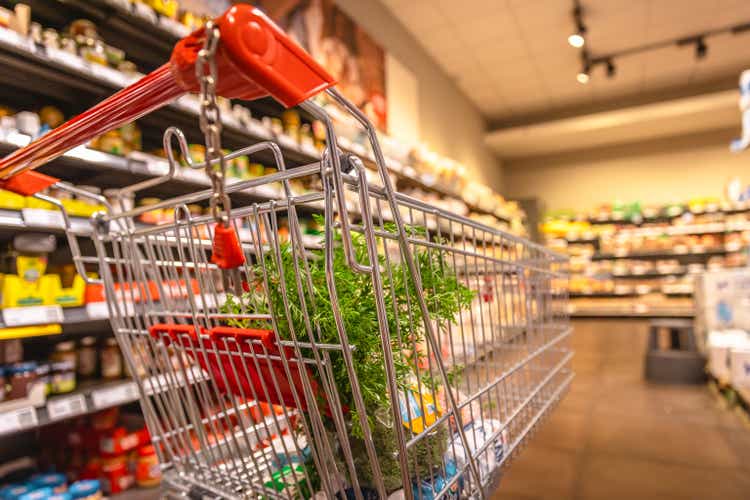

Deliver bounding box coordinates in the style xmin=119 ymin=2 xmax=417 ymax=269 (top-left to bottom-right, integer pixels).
xmin=219 ymin=214 xmax=474 ymax=491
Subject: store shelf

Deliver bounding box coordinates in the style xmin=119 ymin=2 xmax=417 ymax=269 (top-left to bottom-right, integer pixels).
xmin=0 ymin=303 xmax=112 ymax=339
xmin=611 ymin=269 xmax=688 ymax=279
xmin=590 ymin=246 xmax=742 ymax=261
xmin=570 ymin=309 xmax=695 ymax=319
xmin=0 ymin=378 xmax=138 ymax=437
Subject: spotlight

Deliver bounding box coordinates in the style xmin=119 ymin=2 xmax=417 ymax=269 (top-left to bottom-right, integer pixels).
xmin=568 ymin=33 xmax=585 ymax=48
xmin=695 ymin=37 xmax=707 ymax=59
xmin=577 ymin=63 xmax=590 ymax=84
xmin=569 ymin=2 xmax=587 ymax=48
xmin=606 ymin=58 xmax=616 ymax=78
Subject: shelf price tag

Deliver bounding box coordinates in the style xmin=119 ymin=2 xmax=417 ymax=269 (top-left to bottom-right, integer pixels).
xmin=22 ymin=208 xmax=65 ymax=229
xmin=85 ymin=301 xmax=109 ymax=320
xmin=47 ymin=394 xmax=87 ymax=421
xmin=46 ymin=47 xmax=87 ymax=72
xmin=104 ymin=0 xmax=131 ymax=10
xmin=159 ymin=17 xmax=189 ymax=38
xmin=247 ymin=119 xmax=271 ymax=140
xmin=3 ymin=305 xmax=63 ymax=327
xmin=132 ymin=2 xmax=157 ymax=24
xmin=0 ymin=407 xmax=37 ymax=435
xmin=92 ymin=382 xmax=138 ymax=409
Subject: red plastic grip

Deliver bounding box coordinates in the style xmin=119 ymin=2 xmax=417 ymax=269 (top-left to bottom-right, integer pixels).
xmin=171 ymin=5 xmax=336 ymax=106
xmin=0 ymin=171 xmax=59 ymax=195
xmin=211 ymin=223 xmax=246 ymax=269
xmin=0 ymin=4 xmax=335 ymax=188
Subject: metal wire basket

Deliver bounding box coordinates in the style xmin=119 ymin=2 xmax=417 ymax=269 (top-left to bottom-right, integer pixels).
xmin=0 ymin=6 xmax=572 ymax=499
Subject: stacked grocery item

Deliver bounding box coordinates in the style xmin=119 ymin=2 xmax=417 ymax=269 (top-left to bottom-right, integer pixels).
xmin=0 ymin=407 xmax=158 ymax=499
xmin=543 ymin=189 xmax=750 ymax=317
xmin=0 ymin=334 xmax=123 ymax=407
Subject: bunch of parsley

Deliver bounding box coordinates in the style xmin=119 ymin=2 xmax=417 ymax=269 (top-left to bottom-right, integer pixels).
xmin=220 ymin=215 xmax=474 ymax=491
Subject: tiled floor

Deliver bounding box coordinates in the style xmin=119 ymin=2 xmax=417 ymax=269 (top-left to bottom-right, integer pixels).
xmin=492 ymin=319 xmax=750 ymax=500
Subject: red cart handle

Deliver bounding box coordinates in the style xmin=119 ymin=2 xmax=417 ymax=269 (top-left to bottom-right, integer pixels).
xmin=0 ymin=5 xmax=335 ymax=193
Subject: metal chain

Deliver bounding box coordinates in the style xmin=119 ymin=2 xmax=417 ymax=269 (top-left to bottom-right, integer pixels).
xmin=197 ymin=21 xmax=230 ymax=226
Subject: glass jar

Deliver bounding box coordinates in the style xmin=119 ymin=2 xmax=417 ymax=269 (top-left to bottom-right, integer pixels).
xmin=50 ymin=360 xmax=75 ymax=394
xmin=77 ymin=336 xmax=97 ymax=379
xmin=51 ymin=340 xmax=76 ymax=368
xmin=135 ymin=445 xmax=161 ymax=488
xmin=8 ymin=362 xmax=37 ymax=400
xmin=100 ymin=338 xmax=122 ymax=380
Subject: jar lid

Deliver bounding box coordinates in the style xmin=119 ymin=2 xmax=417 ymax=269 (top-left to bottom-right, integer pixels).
xmin=68 ymin=480 xmax=100 ymax=499
xmin=51 ymin=360 xmax=75 ymax=371
xmin=8 ymin=362 xmax=38 ymax=374
xmin=18 ymin=486 xmax=53 ymax=500
xmin=138 ymin=444 xmax=156 ymax=457
xmin=30 ymin=472 xmax=67 ymax=488
xmin=80 ymin=336 xmax=96 ymax=346
xmin=47 ymin=494 xmax=72 ymax=500
xmin=54 ymin=341 xmax=75 ymax=351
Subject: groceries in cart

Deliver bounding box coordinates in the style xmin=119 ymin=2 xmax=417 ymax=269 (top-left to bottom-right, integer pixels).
xmin=0 ymin=4 xmax=571 ymax=499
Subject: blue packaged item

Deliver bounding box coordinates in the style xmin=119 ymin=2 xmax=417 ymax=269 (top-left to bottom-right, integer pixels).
xmin=18 ymin=487 xmax=53 ymax=500
xmin=29 ymin=474 xmax=66 ymax=493
xmin=0 ymin=484 xmax=31 ymax=500
xmin=67 ymin=481 xmax=100 ymax=500
xmin=412 ymin=459 xmax=461 ymax=500
xmin=47 ymin=494 xmax=72 ymax=500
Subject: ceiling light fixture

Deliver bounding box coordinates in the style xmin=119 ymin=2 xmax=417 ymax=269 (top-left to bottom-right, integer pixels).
xmin=568 ymin=1 xmax=587 ymax=48
xmin=577 ymin=19 xmax=750 ymax=81
xmin=695 ymin=37 xmax=708 ymax=59
xmin=606 ymin=58 xmax=616 ymax=78
xmin=577 ymin=55 xmax=591 ymax=84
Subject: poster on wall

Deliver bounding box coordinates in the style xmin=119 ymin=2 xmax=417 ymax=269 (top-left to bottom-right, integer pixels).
xmin=258 ymin=0 xmax=388 ymax=130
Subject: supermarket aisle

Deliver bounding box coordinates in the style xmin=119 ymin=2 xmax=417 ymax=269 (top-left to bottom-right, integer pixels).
xmin=493 ymin=319 xmax=750 ymax=500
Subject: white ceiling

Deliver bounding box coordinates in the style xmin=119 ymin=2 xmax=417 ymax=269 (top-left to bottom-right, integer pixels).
xmin=381 ymin=0 xmax=750 ymax=123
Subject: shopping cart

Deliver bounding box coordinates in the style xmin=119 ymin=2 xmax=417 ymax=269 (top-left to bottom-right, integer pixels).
xmin=0 ymin=5 xmax=572 ymax=499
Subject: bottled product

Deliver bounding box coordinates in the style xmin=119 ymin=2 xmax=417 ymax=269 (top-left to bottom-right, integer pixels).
xmin=51 ymin=341 xmax=76 ymax=367
xmin=77 ymin=337 xmax=97 ymax=379
xmin=100 ymin=338 xmax=122 ymax=380
xmin=135 ymin=445 xmax=161 ymax=487
xmin=50 ymin=360 xmax=76 ymax=394
xmin=8 ymin=362 xmax=37 ymax=399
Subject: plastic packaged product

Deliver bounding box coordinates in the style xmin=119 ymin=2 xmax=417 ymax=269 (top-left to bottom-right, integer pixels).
xmin=0 ymin=484 xmax=31 ymax=500
xmin=47 ymin=494 xmax=72 ymax=500
xmin=67 ymin=480 xmax=101 ymax=500
xmin=135 ymin=444 xmax=161 ymax=488
xmin=17 ymin=487 xmax=52 ymax=500
xmin=270 ymin=433 xmax=310 ymax=468
xmin=263 ymin=465 xmax=309 ymax=498
xmin=29 ymin=473 xmax=67 ymax=493
xmin=398 ymin=385 xmax=441 ymax=434
xmin=445 ymin=419 xmax=505 ymax=490
xmin=388 ymin=460 xmax=461 ymax=500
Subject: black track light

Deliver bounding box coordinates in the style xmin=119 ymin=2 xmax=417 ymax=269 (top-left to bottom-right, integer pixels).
xmin=568 ymin=2 xmax=587 ymax=48
xmin=606 ymin=58 xmax=616 ymax=78
xmin=695 ymin=37 xmax=707 ymax=59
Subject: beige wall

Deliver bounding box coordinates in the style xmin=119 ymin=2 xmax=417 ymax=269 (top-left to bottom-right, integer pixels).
xmin=503 ymin=128 xmax=748 ymax=212
xmin=334 ymin=0 xmax=504 ymax=191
